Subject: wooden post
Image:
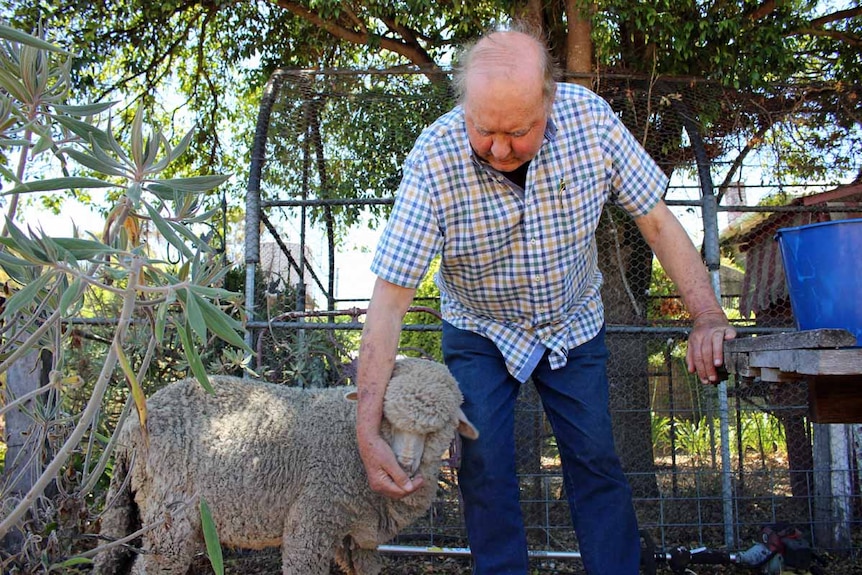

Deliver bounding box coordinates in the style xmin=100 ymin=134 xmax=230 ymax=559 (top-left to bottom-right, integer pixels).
xmin=812 ymin=423 xmax=853 ymax=549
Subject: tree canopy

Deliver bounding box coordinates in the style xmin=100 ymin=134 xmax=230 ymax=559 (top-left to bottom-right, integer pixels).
xmin=3 ymin=1 xmax=860 ymax=233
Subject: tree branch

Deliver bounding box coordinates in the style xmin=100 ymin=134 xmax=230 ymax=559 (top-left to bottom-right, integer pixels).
xmin=747 ymin=0 xmax=777 ymax=22
xmin=787 ymin=7 xmax=862 ymax=47
xmin=273 ymin=0 xmax=438 ymax=69
xmin=810 ymin=7 xmax=862 ymax=28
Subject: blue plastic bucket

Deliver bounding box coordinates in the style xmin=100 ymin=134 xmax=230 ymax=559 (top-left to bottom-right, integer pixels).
xmin=775 ymin=218 xmax=862 ymax=346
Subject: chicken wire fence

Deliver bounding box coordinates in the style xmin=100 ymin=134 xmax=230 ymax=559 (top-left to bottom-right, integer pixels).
xmin=244 ymin=68 xmax=862 ymax=562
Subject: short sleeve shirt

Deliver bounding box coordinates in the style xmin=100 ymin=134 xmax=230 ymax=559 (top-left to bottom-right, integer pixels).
xmin=371 ymin=82 xmax=667 ymax=382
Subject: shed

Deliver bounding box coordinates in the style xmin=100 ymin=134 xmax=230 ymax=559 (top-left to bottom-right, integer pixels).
xmin=721 ymin=183 xmax=862 ymax=324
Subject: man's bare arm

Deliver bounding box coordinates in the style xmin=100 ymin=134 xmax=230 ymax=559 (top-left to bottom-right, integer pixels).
xmin=356 ymin=277 xmax=420 ymax=498
xmin=635 ymin=200 xmax=737 ymax=383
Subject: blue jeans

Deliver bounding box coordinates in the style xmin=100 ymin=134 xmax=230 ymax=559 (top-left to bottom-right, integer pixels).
xmin=442 ymin=322 xmax=640 ymax=574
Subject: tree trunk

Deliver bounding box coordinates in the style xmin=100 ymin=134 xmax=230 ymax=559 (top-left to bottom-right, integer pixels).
xmin=565 ymin=0 xmax=594 ymax=88
xmin=1 ymin=350 xmax=51 ymax=554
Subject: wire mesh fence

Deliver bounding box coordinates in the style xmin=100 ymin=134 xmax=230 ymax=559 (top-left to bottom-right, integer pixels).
xmin=244 ymin=68 xmax=862 ymax=563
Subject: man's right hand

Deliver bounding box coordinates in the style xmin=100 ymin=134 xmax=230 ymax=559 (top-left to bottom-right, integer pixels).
xmin=358 ymin=431 xmax=425 ymax=499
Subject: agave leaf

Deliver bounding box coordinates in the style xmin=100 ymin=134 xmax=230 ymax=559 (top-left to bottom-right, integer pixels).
xmin=52 ymin=237 xmax=115 ymax=260
xmin=151 ymin=175 xmax=230 ymax=193
xmin=0 ymin=270 xmax=54 ymax=321
xmin=187 ymin=284 xmax=239 ymax=300
xmin=61 ymin=147 xmax=129 ymax=178
xmin=169 ymin=220 xmax=213 ymax=254
xmin=183 ymin=207 xmax=224 ymax=224
xmin=0 ymin=24 xmax=70 ymax=54
xmin=115 ymin=343 xmax=148 ymax=448
xmin=0 ymin=68 xmax=29 ymax=102
xmin=181 ymin=287 xmax=207 ymax=343
xmin=0 ymin=243 xmax=40 ymax=268
xmin=140 ymin=130 xmax=165 ymax=174
xmin=144 ymin=201 xmax=194 ymax=260
xmin=193 ymin=292 xmax=251 ymax=353
xmin=154 ymin=299 xmax=169 ymax=343
xmin=58 ymin=276 xmax=84 ymax=317
xmin=90 ymin=132 xmax=132 ymax=172
xmin=177 ymin=320 xmax=212 ymax=393
xmin=52 ymin=101 xmax=116 ymax=116
xmin=3 ymin=176 xmax=116 ymax=195
xmin=130 ymin=105 xmax=144 ymax=169
xmin=52 ymin=114 xmax=113 ymax=149
xmin=4 ymin=219 xmax=49 ymax=263
xmin=199 ymin=498 xmax=224 ymax=575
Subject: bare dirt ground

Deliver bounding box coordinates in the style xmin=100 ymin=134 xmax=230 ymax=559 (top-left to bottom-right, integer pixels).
xmin=205 ymin=545 xmax=857 ymax=575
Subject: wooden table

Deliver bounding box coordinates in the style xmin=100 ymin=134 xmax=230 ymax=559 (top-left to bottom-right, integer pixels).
xmin=724 ymin=329 xmax=862 ymax=423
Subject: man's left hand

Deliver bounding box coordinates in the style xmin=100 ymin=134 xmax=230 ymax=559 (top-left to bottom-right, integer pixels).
xmin=687 ymin=311 xmax=737 ymax=384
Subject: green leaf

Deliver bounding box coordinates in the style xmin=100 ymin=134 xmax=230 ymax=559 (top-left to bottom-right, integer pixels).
xmin=177 ymin=320 xmax=212 ymax=392
xmin=0 ymin=243 xmax=42 ymax=268
xmin=51 ymin=237 xmax=115 ymax=260
xmin=144 ymin=201 xmax=194 ymax=260
xmin=149 ymin=175 xmax=230 ymax=193
xmin=199 ymin=498 xmax=224 ymax=575
xmin=154 ymin=299 xmax=169 ymax=343
xmin=0 ymin=24 xmax=70 ymax=54
xmin=130 ymin=105 xmax=145 ymax=169
xmin=48 ymin=557 xmax=93 ymax=571
xmin=169 ymin=220 xmax=213 ymax=254
xmin=192 ymin=292 xmax=251 ymax=352
xmin=182 ymin=288 xmax=207 ymax=343
xmin=52 ymin=114 xmax=113 ymax=149
xmin=4 ymin=219 xmax=49 ymax=263
xmin=186 ymin=284 xmax=239 ymax=300
xmin=52 ymin=101 xmax=116 ymax=116
xmin=58 ymin=277 xmax=84 ymax=317
xmin=0 ymin=271 xmax=55 ymax=321
xmin=32 ymin=134 xmax=55 ymax=156
xmin=61 ymin=147 xmax=130 ymax=178
xmin=116 ymin=343 xmax=149 ymax=445
xmin=182 ymin=206 xmax=224 ymax=224
xmin=3 ymin=177 xmax=116 ymax=195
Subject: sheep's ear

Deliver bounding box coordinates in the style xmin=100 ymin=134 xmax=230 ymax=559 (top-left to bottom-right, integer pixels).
xmin=344 ymin=390 xmax=358 ymax=401
xmin=457 ymin=408 xmax=479 ymax=439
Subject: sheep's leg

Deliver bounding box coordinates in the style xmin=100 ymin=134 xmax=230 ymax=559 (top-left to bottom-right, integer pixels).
xmin=343 ymin=544 xmax=383 ymax=575
xmin=132 ymin=501 xmax=202 ymax=575
xmin=335 ymin=539 xmax=384 ymax=575
xmin=281 ymin=508 xmax=342 ymax=575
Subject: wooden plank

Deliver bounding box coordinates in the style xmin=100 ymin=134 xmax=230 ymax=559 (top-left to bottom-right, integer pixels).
xmin=724 ymin=329 xmax=857 ymax=353
xmin=757 ymin=367 xmax=804 ymax=383
xmin=809 ymin=376 xmax=862 ymax=423
xmin=747 ymin=349 xmax=862 ymax=376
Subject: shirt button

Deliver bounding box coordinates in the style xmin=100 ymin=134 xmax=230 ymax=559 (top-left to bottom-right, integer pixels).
xmin=531 ymin=238 xmax=537 ymax=245
xmin=534 ymin=275 xmax=541 ymax=282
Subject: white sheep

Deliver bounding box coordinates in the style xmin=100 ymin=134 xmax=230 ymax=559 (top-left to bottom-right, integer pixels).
xmin=92 ymin=357 xmax=477 ymax=575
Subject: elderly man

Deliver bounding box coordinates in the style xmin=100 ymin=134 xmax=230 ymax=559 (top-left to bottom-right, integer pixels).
xmin=355 ymin=28 xmax=735 ymax=575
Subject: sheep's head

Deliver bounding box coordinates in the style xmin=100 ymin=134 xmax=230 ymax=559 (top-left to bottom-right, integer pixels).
xmin=382 ymin=358 xmax=478 ymax=475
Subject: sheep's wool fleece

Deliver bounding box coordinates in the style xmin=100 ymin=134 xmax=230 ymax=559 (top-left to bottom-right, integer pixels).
xmin=94 ymin=357 xmax=469 ymax=575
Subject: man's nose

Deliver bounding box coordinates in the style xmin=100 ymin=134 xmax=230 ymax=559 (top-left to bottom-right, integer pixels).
xmin=490 ymin=136 xmax=511 ymax=159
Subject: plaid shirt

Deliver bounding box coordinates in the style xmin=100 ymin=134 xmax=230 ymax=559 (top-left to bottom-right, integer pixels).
xmin=371 ymin=83 xmax=667 ymax=382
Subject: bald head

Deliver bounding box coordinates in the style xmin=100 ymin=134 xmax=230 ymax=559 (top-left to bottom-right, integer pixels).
xmin=457 ymin=31 xmax=556 ymax=172
xmin=454 ymin=31 xmax=557 ymax=110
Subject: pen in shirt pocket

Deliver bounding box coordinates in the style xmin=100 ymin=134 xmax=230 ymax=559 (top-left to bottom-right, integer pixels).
xmin=557 ymin=178 xmax=566 ymax=207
